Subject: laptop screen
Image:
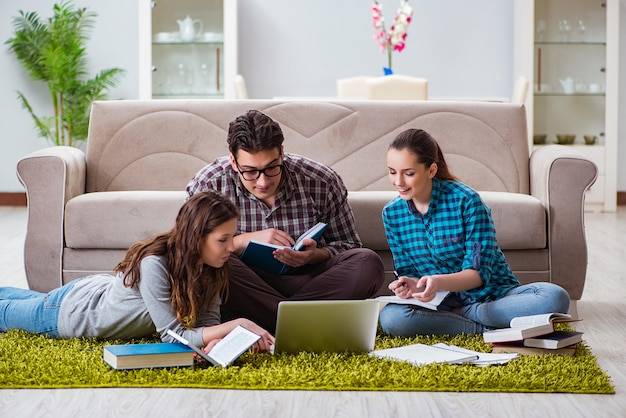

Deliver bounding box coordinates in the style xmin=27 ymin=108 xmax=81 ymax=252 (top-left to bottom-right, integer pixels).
xmin=273 ymin=300 xmax=380 ymax=354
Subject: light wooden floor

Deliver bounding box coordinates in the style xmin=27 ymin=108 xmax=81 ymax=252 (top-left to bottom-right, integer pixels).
xmin=0 ymin=206 xmax=625 ymax=417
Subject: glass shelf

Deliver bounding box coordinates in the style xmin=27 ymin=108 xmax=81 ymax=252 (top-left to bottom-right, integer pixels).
xmin=151 ymin=40 xmax=224 ymax=97
xmin=534 ymin=93 xmax=605 ymax=97
xmin=534 ymin=41 xmax=606 ymax=46
xmin=147 ymin=0 xmax=234 ymax=99
xmin=518 ymin=0 xmax=617 ymax=211
xmin=153 ymin=92 xmax=224 ymax=98
xmin=533 ymin=143 xmax=605 ymax=148
xmin=153 ymin=41 xmax=224 ymax=46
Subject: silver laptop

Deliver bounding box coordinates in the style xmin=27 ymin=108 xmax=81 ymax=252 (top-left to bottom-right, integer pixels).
xmin=273 ymin=300 xmax=380 ymax=354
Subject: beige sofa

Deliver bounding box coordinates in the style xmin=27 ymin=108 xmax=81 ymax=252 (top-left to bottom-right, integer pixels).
xmin=17 ymin=99 xmax=597 ymax=313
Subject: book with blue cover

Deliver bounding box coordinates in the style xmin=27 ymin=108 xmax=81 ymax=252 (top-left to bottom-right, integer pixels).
xmin=103 ymin=342 xmax=195 ymax=370
xmin=239 ymin=222 xmax=327 ymax=275
xmin=523 ymin=330 xmax=583 ymax=349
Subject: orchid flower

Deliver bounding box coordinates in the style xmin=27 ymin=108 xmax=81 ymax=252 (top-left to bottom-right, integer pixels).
xmin=371 ymin=0 xmax=413 ymax=72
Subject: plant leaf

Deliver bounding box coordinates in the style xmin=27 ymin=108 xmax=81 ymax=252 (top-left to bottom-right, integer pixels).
xmin=6 ymin=1 xmax=125 ymax=146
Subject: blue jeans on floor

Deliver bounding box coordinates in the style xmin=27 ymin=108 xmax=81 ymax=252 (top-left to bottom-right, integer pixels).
xmin=0 ymin=283 xmax=77 ymax=338
xmin=379 ymin=282 xmax=571 ymax=337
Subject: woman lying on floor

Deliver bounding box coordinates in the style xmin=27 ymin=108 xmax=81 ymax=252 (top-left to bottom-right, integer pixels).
xmin=0 ymin=190 xmax=274 ymax=354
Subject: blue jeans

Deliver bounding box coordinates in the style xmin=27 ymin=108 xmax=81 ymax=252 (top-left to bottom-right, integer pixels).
xmin=0 ymin=283 xmax=77 ymax=338
xmin=379 ymin=282 xmax=571 ymax=337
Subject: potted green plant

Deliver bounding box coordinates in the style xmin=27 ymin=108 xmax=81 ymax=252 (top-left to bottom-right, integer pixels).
xmin=5 ymin=1 xmax=125 ymax=147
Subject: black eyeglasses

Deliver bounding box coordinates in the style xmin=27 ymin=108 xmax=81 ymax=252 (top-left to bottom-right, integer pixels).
xmin=235 ymin=160 xmax=284 ymax=181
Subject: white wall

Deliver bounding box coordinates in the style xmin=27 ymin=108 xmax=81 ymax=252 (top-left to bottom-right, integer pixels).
xmin=238 ymin=0 xmax=513 ymax=99
xmin=1 ymin=0 xmax=624 ymax=194
xmin=0 ymin=0 xmax=140 ymax=192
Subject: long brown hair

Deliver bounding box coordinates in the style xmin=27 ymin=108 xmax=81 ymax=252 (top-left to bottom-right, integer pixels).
xmin=389 ymin=128 xmax=458 ymax=181
xmin=114 ymin=191 xmax=239 ymax=327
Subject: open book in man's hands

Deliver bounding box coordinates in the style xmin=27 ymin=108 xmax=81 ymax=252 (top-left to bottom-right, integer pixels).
xmin=239 ymin=222 xmax=327 ymax=274
xmin=483 ymin=312 xmax=575 ymax=343
xmin=167 ymin=326 xmax=260 ymax=368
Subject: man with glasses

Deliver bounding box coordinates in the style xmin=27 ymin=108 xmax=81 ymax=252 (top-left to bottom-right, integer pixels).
xmin=186 ymin=110 xmax=384 ymax=333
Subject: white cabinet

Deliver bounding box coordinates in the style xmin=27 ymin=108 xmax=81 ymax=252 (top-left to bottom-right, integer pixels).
xmin=514 ymin=0 xmax=618 ymax=212
xmin=138 ymin=0 xmax=237 ymax=100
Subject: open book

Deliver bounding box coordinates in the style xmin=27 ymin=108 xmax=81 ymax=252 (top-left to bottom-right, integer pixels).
xmin=369 ymin=342 xmax=517 ymax=367
xmin=167 ymin=326 xmax=260 ymax=368
xmin=376 ymin=291 xmax=450 ymax=311
xmin=369 ymin=343 xmax=479 ymax=366
xmin=483 ymin=312 xmax=574 ymax=343
xmin=239 ymin=222 xmax=327 ymax=274
xmin=432 ymin=343 xmax=517 ymax=366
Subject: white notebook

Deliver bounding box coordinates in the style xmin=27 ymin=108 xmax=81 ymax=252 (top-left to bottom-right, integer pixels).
xmin=369 ymin=343 xmax=478 ymax=366
xmin=376 ymin=291 xmax=450 ymax=310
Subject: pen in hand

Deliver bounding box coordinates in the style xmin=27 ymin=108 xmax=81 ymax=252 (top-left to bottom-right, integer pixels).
xmin=393 ymin=271 xmax=406 ymax=288
xmin=393 ymin=271 xmax=427 ymax=295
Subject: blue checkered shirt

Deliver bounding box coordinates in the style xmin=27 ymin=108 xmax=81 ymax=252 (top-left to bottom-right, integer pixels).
xmin=382 ymin=179 xmax=519 ymax=303
xmin=186 ymin=153 xmax=362 ymax=255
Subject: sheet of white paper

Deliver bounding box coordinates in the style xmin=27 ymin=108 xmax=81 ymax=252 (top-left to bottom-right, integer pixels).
xmin=432 ymin=343 xmax=517 ymax=366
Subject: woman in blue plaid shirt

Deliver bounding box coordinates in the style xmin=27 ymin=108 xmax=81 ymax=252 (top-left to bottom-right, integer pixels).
xmin=379 ymin=129 xmax=570 ymax=337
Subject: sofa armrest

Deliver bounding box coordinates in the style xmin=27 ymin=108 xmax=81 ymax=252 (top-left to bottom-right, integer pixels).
xmin=529 ymin=145 xmax=598 ymax=299
xmin=16 ymin=146 xmax=86 ymax=292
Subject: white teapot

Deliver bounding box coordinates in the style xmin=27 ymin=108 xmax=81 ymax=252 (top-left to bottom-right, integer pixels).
xmin=177 ymin=15 xmax=203 ymax=42
xmin=559 ymin=77 xmax=574 ymax=94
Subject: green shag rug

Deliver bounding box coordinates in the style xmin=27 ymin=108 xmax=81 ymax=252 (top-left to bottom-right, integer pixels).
xmin=0 ymin=328 xmax=614 ymax=393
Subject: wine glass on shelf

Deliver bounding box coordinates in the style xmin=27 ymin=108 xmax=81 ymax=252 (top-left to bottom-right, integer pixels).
xmin=578 ymin=20 xmax=586 ymax=42
xmin=157 ymin=68 xmax=173 ymax=96
xmin=199 ymin=63 xmax=215 ymax=95
xmin=176 ymin=63 xmax=195 ymax=95
xmin=558 ymin=20 xmax=571 ymax=42
xmin=535 ymin=20 xmax=546 ymax=42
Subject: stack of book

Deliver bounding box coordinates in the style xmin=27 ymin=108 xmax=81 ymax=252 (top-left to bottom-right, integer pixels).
xmin=483 ymin=313 xmax=583 ymax=356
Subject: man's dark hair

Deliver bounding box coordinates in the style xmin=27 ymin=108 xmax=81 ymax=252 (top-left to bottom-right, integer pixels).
xmin=227 ymin=110 xmax=284 ymax=156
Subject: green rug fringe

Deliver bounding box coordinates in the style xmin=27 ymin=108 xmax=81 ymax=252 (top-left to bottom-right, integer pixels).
xmin=0 ymin=328 xmax=614 ymax=393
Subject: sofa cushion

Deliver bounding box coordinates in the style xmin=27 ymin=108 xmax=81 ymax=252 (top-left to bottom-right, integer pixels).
xmin=65 ymin=191 xmax=185 ymax=249
xmin=479 ymin=191 xmax=546 ymax=250
xmin=348 ymin=190 xmax=545 ymax=252
xmin=65 ymin=190 xmax=545 ymax=251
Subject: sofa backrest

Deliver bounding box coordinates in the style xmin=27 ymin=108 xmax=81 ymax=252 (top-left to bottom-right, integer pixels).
xmin=86 ymin=100 xmax=529 ymax=194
